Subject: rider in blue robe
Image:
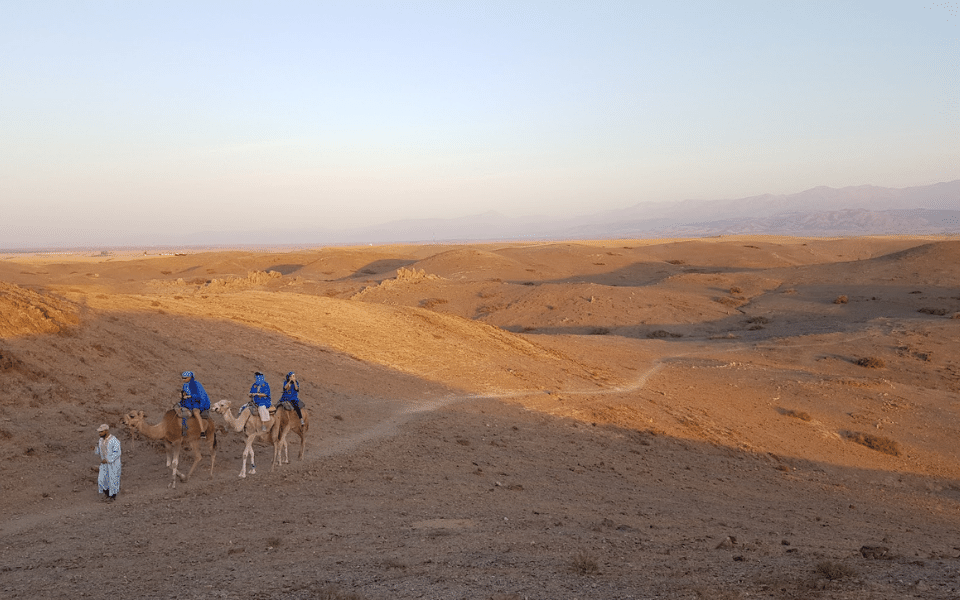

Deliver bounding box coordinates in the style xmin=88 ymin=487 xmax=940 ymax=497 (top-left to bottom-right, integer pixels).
xmin=280 ymin=371 xmax=304 ymax=424
xmin=179 ymin=371 xmax=211 ymax=436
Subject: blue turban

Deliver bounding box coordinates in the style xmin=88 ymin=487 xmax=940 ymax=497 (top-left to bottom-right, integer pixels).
xmin=182 ymin=371 xmax=194 ymax=379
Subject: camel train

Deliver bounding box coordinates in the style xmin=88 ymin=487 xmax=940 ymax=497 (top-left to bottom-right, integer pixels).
xmin=122 ymin=401 xmax=309 ymax=485
xmin=212 ymin=399 xmax=309 ymax=478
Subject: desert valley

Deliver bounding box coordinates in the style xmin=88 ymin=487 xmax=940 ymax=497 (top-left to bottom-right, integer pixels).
xmin=1 ymin=235 xmax=959 ymax=599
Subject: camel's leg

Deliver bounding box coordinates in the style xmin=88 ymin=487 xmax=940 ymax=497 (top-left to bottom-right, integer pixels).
xmin=297 ymin=413 xmax=308 ymax=461
xmin=271 ymin=421 xmax=286 ymax=470
xmin=184 ymin=440 xmax=203 ymax=482
xmin=169 ymin=443 xmax=182 ymax=488
xmin=275 ymin=420 xmax=289 ymax=465
xmin=280 ymin=416 xmax=293 ymax=466
xmin=239 ymin=446 xmax=248 ymax=478
xmin=273 ymin=431 xmax=288 ymax=469
xmin=240 ymin=439 xmax=256 ymax=478
xmin=207 ymin=427 xmax=217 ymax=477
xmin=164 ymin=441 xmax=174 ymax=468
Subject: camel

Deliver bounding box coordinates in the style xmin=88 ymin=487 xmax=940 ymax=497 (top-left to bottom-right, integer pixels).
xmin=272 ymin=403 xmax=309 ymax=465
xmin=121 ymin=409 xmax=218 ymax=488
xmin=212 ymin=399 xmax=285 ymax=478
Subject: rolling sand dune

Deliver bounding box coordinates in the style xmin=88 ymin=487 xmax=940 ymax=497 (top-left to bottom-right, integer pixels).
xmin=1 ymin=236 xmax=959 ymax=599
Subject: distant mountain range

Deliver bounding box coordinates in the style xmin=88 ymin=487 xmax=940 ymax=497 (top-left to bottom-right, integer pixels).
xmin=247 ymin=180 xmax=960 ymax=245
xmin=5 ymin=181 xmax=958 ymax=251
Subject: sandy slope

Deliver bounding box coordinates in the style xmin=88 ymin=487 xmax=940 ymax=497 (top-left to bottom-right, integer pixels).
xmin=1 ymin=236 xmax=959 ymax=599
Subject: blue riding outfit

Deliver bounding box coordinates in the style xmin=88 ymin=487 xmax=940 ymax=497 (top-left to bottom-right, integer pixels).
xmin=280 ymin=372 xmax=300 ymax=407
xmin=280 ymin=371 xmax=305 ymax=423
xmin=179 ymin=371 xmax=210 ymax=436
xmin=180 ymin=371 xmax=211 ymax=411
xmin=249 ymin=372 xmax=271 ymax=408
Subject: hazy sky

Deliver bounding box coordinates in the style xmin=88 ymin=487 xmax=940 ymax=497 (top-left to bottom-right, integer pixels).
xmin=1 ymin=1 xmax=958 ymax=247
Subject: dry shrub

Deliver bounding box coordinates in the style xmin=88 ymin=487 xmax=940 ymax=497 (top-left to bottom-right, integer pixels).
xmin=570 ymin=550 xmax=600 ymax=575
xmin=783 ymin=409 xmax=812 ymax=422
xmin=382 ymin=558 xmax=406 ymax=570
xmin=714 ymin=296 xmax=742 ymax=306
xmin=266 ymin=536 xmax=282 ymax=548
xmin=729 ymin=286 xmax=742 ymax=294
xmin=590 ymin=327 xmax=611 ymax=335
xmin=855 ymin=357 xmax=885 ymax=369
xmin=918 ymin=307 xmax=949 ymax=315
xmin=834 ymin=295 xmax=848 ymax=304
xmin=745 ymin=316 xmax=769 ymax=324
xmin=314 ymin=586 xmax=365 ymax=600
xmin=666 ymin=259 xmax=686 ymax=265
xmin=647 ymin=330 xmax=682 ymax=339
xmin=859 ymin=545 xmax=890 ymax=559
xmin=692 ymin=587 xmax=743 ymax=600
xmin=952 ymin=313 xmax=960 ymax=320
xmin=418 ymin=298 xmax=448 ymax=309
xmin=846 ymin=431 xmax=901 ymax=456
xmin=815 ymin=560 xmax=858 ymax=580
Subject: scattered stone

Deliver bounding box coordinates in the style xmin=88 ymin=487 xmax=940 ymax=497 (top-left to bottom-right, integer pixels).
xmin=860 ymin=545 xmax=890 ymax=559
xmin=716 ymin=536 xmax=737 ymax=549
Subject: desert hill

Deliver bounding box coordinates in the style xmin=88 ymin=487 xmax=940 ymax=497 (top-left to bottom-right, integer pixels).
xmin=1 ymin=235 xmax=959 ymax=599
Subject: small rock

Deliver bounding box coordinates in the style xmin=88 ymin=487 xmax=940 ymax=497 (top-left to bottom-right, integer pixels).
xmin=716 ymin=536 xmax=737 ymax=549
xmin=860 ymin=545 xmax=889 ymax=559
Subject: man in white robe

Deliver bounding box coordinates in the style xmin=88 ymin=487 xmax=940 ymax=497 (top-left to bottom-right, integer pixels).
xmin=95 ymin=424 xmax=121 ymax=502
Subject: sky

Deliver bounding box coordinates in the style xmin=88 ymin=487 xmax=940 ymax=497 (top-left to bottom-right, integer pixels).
xmin=1 ymin=1 xmax=958 ymax=247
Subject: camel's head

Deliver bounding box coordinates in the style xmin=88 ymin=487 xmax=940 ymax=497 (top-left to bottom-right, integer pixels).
xmin=121 ymin=410 xmax=145 ymax=429
xmin=212 ymin=399 xmax=231 ymax=413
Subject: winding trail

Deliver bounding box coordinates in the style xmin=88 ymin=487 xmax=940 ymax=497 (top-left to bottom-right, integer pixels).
xmin=0 ymin=328 xmax=886 ymax=538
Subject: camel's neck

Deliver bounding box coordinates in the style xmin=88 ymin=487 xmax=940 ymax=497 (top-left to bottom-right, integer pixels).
xmin=223 ymin=407 xmax=250 ymax=433
xmin=134 ymin=418 xmax=170 ymax=441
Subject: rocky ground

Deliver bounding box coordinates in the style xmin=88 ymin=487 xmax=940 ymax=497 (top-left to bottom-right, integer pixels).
xmin=1 ymin=235 xmax=959 ymax=599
